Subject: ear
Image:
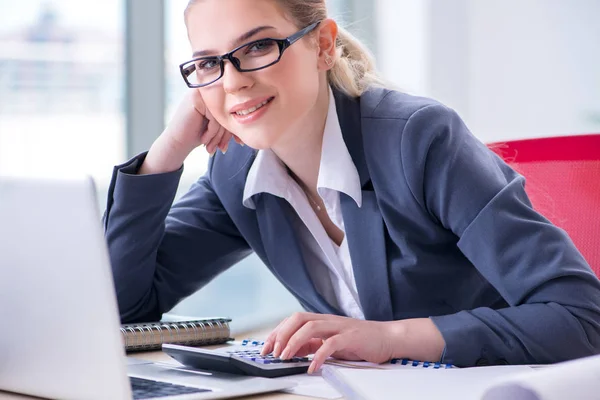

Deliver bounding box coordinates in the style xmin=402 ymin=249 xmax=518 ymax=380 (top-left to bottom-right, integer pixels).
xmin=315 ymin=19 xmax=338 ymax=71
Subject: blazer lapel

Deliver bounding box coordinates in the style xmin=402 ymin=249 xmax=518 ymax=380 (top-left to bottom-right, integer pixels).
xmin=255 ymin=194 xmax=341 ymax=316
xmin=334 ymin=89 xmax=394 ymax=322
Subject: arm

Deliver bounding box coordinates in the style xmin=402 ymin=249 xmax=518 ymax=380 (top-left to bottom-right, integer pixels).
xmin=103 ymin=153 xmax=251 ymax=323
xmin=401 ymin=104 xmax=600 ymax=366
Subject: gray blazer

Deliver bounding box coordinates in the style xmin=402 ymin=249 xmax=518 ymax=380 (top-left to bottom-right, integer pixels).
xmin=103 ymin=87 xmax=600 ymax=367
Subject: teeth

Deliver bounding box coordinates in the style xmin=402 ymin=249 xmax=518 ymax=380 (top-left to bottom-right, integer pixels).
xmin=235 ymin=99 xmax=270 ymax=116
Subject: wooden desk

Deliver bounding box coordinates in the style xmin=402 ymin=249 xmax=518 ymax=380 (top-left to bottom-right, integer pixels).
xmin=0 ymin=339 xmax=314 ymax=400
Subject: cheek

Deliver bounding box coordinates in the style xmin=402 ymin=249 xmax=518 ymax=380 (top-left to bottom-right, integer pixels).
xmin=270 ymin=50 xmax=321 ymax=106
xmin=199 ymin=89 xmax=228 ymax=123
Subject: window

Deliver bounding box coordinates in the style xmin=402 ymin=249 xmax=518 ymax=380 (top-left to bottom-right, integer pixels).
xmin=0 ymin=0 xmax=125 ymax=208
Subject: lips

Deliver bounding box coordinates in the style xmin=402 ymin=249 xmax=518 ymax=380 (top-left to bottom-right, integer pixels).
xmin=232 ymin=97 xmax=274 ymax=116
xmin=229 ymin=96 xmax=275 ymax=115
xmin=230 ymin=96 xmax=275 ymax=124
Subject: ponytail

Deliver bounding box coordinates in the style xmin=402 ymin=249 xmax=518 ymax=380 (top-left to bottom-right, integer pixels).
xmin=327 ymin=26 xmax=383 ymax=97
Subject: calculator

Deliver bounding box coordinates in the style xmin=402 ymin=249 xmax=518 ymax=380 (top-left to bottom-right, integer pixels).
xmin=162 ymin=340 xmax=312 ymax=378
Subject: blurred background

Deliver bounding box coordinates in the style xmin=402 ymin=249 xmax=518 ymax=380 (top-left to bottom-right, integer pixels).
xmin=1 ymin=0 xmax=599 ymax=334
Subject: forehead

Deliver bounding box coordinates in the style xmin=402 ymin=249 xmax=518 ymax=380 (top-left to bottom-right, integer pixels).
xmin=186 ymin=0 xmax=294 ymax=54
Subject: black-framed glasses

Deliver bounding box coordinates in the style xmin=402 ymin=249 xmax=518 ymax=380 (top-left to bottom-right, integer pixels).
xmin=179 ymin=22 xmax=320 ymax=88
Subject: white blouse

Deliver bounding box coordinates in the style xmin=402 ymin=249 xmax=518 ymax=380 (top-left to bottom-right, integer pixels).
xmin=242 ymin=88 xmax=365 ymax=319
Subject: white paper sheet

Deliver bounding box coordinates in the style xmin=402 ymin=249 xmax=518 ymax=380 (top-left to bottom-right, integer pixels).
xmin=322 ymin=354 xmax=600 ymax=400
xmin=275 ymin=372 xmax=342 ymax=399
xmin=322 ymin=366 xmax=534 ymax=400
xmin=482 ymin=354 xmax=600 ymax=400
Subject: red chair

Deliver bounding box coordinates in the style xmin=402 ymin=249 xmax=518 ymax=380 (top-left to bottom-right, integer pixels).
xmin=488 ymin=134 xmax=600 ymax=277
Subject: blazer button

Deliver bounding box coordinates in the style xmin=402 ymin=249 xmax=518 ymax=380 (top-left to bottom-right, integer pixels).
xmin=496 ymin=358 xmax=509 ymax=365
xmin=475 ymin=358 xmax=489 ymax=366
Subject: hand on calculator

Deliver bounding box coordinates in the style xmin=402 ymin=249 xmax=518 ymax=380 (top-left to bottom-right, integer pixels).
xmin=162 ymin=340 xmax=312 ymax=378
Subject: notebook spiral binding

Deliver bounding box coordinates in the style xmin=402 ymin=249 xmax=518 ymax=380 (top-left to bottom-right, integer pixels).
xmin=120 ymin=318 xmax=233 ymax=352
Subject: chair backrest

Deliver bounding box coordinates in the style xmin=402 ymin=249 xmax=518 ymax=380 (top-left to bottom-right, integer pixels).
xmin=488 ymin=134 xmax=600 ymax=277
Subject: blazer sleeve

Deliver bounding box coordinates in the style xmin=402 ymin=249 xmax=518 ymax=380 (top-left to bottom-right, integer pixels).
xmin=103 ymin=152 xmax=252 ymax=323
xmin=400 ymin=104 xmax=600 ymax=367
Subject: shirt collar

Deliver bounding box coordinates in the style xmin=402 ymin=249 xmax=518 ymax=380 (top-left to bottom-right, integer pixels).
xmin=243 ymin=87 xmax=362 ymax=209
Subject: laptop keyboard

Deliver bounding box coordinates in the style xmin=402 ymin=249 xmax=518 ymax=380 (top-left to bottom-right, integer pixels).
xmin=130 ymin=376 xmax=211 ymax=399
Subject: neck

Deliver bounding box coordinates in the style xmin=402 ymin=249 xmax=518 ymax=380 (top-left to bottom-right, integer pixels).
xmin=271 ymin=83 xmax=330 ymax=197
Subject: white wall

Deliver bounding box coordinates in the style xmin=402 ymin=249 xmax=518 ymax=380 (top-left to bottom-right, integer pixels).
xmin=375 ymin=0 xmax=600 ymax=142
xmin=375 ymin=0 xmax=430 ymax=95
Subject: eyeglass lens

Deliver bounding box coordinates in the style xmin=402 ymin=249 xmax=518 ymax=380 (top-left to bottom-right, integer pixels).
xmin=183 ymin=39 xmax=281 ymax=86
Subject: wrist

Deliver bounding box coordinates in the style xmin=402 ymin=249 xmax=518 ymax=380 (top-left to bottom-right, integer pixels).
xmin=139 ymin=135 xmax=189 ymax=175
xmin=384 ymin=318 xmax=445 ymax=362
xmin=382 ymin=320 xmax=407 ymax=360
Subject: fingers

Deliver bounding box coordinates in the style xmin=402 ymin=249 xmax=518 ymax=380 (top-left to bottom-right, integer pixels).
xmin=217 ymin=129 xmax=232 ymax=154
xmin=290 ymin=338 xmax=323 ymax=358
xmin=272 ymin=312 xmax=331 ymax=358
xmin=309 ymin=334 xmax=345 ymax=374
xmin=200 ymin=109 xmax=222 ymax=150
xmin=279 ymin=320 xmax=337 ymax=360
xmin=205 ymin=125 xmax=225 ymax=156
xmin=198 ymin=109 xmax=238 ymax=156
xmin=260 ymin=317 xmax=288 ymax=356
xmin=233 ymin=135 xmax=245 ymax=146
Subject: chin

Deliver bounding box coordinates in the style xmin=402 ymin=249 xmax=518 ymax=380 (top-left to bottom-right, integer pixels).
xmin=232 ymin=124 xmax=281 ymax=150
xmin=238 ymin=129 xmax=277 ymax=150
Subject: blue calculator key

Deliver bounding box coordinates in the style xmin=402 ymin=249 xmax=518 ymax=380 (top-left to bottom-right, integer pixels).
xmin=434 ymin=362 xmax=441 ymax=369
xmin=445 ymin=364 xmax=453 ymax=369
xmin=412 ymin=360 xmax=419 ymax=367
xmin=401 ymin=359 xmax=409 ymax=365
xmin=423 ymin=361 xmax=430 ymax=368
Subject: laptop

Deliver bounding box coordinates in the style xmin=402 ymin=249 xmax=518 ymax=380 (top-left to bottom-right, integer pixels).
xmin=0 ymin=175 xmax=295 ymax=400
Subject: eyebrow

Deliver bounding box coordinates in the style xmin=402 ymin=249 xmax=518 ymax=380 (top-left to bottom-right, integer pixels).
xmin=192 ymin=25 xmax=277 ymax=58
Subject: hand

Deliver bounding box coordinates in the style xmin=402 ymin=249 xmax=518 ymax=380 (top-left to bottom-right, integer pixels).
xmin=260 ymin=312 xmax=396 ymax=374
xmin=140 ymin=89 xmax=244 ymax=174
xmin=162 ymin=88 xmax=236 ymax=157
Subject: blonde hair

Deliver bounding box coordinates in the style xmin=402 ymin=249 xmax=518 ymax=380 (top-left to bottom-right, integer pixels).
xmin=184 ymin=0 xmax=382 ymax=97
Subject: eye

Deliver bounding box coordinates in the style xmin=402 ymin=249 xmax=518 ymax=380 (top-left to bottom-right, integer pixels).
xmin=246 ymin=39 xmax=277 ymax=54
xmin=196 ymin=58 xmax=220 ymax=72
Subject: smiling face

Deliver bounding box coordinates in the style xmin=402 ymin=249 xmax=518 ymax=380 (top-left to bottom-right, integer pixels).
xmin=185 ymin=0 xmax=326 ymax=150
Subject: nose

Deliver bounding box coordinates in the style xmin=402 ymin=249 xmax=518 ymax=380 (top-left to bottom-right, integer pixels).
xmin=221 ymin=60 xmax=253 ymax=94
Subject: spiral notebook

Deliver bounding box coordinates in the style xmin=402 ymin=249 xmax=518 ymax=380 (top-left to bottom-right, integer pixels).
xmin=120 ymin=317 xmax=233 ymax=352
xmin=323 ymin=357 xmax=455 ymax=370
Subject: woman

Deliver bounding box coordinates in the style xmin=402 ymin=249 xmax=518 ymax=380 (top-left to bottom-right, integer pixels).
xmin=104 ymin=0 xmax=600 ymax=373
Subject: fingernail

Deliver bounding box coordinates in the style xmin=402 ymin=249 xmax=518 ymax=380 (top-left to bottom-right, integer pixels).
xmin=273 ymin=342 xmax=281 ymax=357
xmin=260 ymin=341 xmax=270 ymax=356
xmin=220 ymin=148 xmax=227 ymax=155
xmin=307 ymin=362 xmax=315 ymax=374
xmin=209 ymin=149 xmax=216 ymax=157
xmin=280 ymin=347 xmax=289 ymax=360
